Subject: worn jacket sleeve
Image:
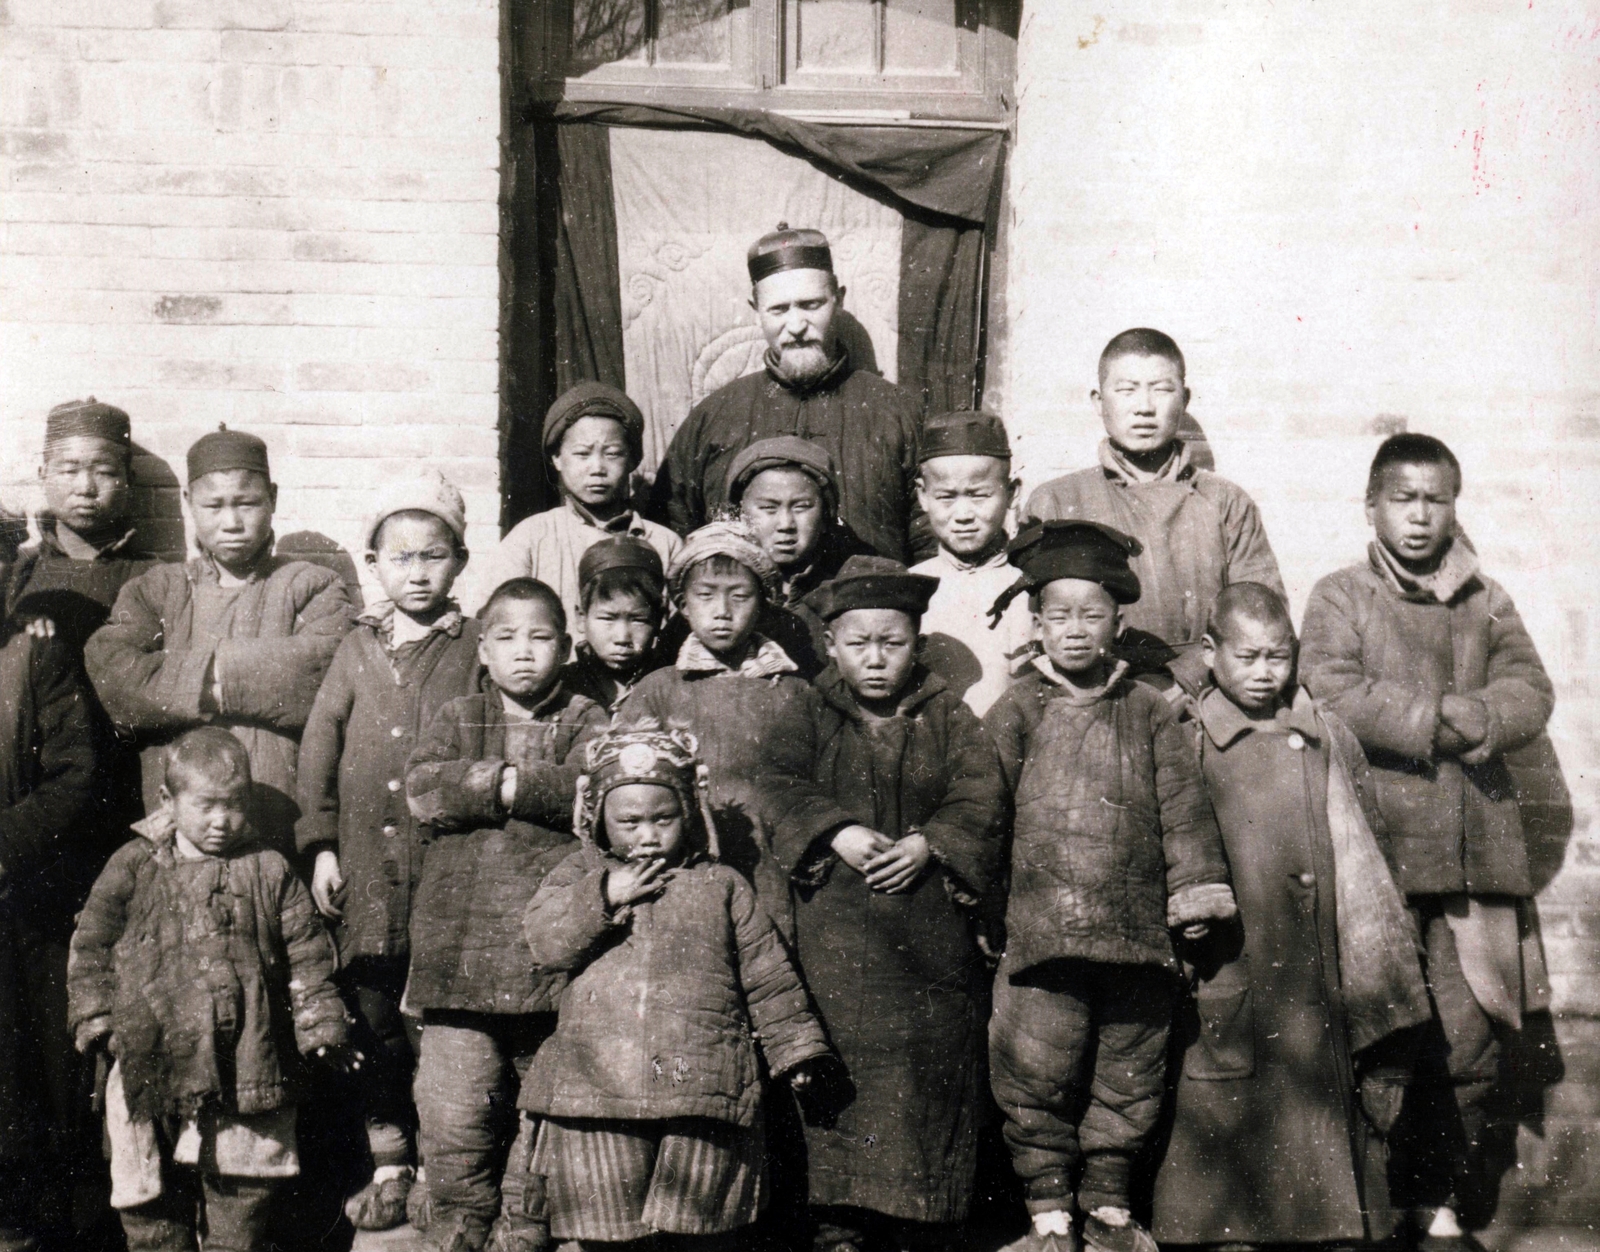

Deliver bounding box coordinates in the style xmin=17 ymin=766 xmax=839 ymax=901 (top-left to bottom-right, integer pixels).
xmin=508 ymin=700 xmax=609 ymax=829
xmin=1218 ymin=480 xmax=1287 ymax=599
xmin=1300 ymin=572 xmax=1440 ymax=761
xmin=213 ymin=568 xmax=354 ymax=731
xmin=522 ymin=848 xmax=619 ymax=972
xmin=763 ymin=687 xmax=862 ymax=877
xmin=273 ymin=855 xmax=348 ymax=1053
xmin=921 ymin=699 xmax=1006 ymax=902
xmin=293 ymin=635 xmax=356 ymax=855
xmin=406 ymin=700 xmax=503 ymax=832
xmin=0 ymin=636 xmax=97 ymax=881
xmin=85 ymin=569 xmax=213 ymax=735
xmin=67 ymin=843 xmax=144 ymax=1050
xmin=1323 ymin=708 xmax=1401 ymax=877
xmin=1465 ymin=581 xmax=1554 ymax=764
xmin=1152 ymin=697 xmax=1229 ymax=896
xmin=730 ymin=874 xmax=830 ymax=1076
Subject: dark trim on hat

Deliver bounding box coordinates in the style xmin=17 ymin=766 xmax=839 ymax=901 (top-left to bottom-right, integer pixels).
xmin=749 ymin=244 xmax=834 ymax=284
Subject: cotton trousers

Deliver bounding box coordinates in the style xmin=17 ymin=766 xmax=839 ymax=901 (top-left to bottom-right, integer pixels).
xmin=414 ymin=1010 xmax=555 ymax=1251
xmin=118 ymin=1168 xmax=275 ymax=1252
xmin=1390 ymin=901 xmax=1502 ymax=1210
xmin=989 ymin=959 xmax=1174 ymax=1216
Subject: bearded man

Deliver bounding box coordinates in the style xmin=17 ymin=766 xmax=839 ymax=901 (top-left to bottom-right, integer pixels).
xmin=651 ymin=225 xmax=929 ymax=564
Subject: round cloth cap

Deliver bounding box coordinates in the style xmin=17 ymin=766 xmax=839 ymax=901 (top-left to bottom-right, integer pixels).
xmin=45 ymin=397 xmax=131 ymax=450
xmin=187 ymin=426 xmax=270 ymax=484
xmin=748 ymin=223 xmax=834 ymax=285
xmin=578 ymin=534 xmax=665 ymax=592
xmin=919 ymin=410 xmax=1011 ymax=463
xmin=724 ymin=436 xmax=838 ymax=510
xmin=366 ymin=467 xmax=467 ymax=549
xmin=666 ymin=518 xmax=781 ymax=602
xmin=804 ymin=554 xmax=939 ymax=622
xmin=543 ymin=382 xmax=645 ymax=465
xmin=1006 ymin=520 xmax=1143 ymax=605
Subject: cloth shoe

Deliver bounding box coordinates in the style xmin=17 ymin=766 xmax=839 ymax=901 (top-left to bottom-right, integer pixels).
xmin=487 ymin=1214 xmax=552 ymax=1252
xmin=344 ymin=1164 xmax=416 ymax=1231
xmin=407 ymin=1165 xmax=432 ymax=1231
xmin=1001 ymin=1231 xmax=1082 ymax=1252
xmin=1082 ymin=1212 xmax=1156 ymax=1252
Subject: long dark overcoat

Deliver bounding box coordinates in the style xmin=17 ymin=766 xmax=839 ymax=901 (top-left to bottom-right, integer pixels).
xmin=772 ymin=666 xmax=1004 ymax=1224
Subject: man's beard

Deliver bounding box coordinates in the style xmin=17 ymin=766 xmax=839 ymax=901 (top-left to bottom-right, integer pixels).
xmin=770 ymin=339 xmax=836 ymax=388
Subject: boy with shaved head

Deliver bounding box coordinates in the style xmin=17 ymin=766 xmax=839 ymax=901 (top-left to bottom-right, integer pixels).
xmin=1025 ymin=330 xmax=1283 ymax=688
xmin=1300 ymin=434 xmax=1555 ymax=1251
xmin=1152 ymin=583 xmax=1428 ymax=1249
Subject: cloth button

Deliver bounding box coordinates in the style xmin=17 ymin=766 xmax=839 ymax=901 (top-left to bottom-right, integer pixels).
xmin=1287 ymin=732 xmax=1306 ymax=751
xmin=391 ymin=726 xmax=404 ymax=738
xmin=382 ymin=824 xmax=398 ymax=837
xmin=387 ymin=779 xmax=401 ymax=793
xmin=1298 ymin=872 xmax=1316 ymax=888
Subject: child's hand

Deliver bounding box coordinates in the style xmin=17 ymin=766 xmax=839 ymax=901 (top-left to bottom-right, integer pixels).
xmin=312 ymin=1043 xmax=364 ymax=1075
xmin=788 ymin=1063 xmax=814 ymax=1093
xmin=23 ymin=616 xmax=55 ymax=640
xmin=831 ymin=825 xmax=894 ymax=875
xmin=1181 ymin=921 xmax=1210 ymax=941
xmin=604 ymin=858 xmax=669 ymax=909
xmin=863 ymin=833 xmax=931 ymax=894
xmin=499 ymin=765 xmax=518 ymax=811
xmin=311 ymin=849 xmax=345 ymax=920
xmin=1440 ymin=695 xmax=1489 ymax=749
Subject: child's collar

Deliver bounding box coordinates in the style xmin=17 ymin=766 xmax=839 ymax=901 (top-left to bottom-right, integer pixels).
xmin=933 ymin=538 xmax=1010 ymax=573
xmin=1368 ymin=533 xmax=1479 ymax=604
xmin=1030 ymin=653 xmax=1129 ymax=703
xmin=193 ymin=539 xmax=275 ymax=585
xmin=495 ymin=678 xmax=566 ymax=719
xmin=1198 ymin=684 xmax=1320 ymax=749
xmin=359 ymin=598 xmax=464 ymax=645
xmin=819 ymin=662 xmax=945 ymax=720
xmin=563 ymin=492 xmax=637 ymax=533
xmin=675 ymin=631 xmax=797 ymax=679
xmin=1099 ymin=437 xmax=1194 ymax=486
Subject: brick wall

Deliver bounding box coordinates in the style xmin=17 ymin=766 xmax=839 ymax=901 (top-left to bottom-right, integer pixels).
xmin=0 ymin=0 xmax=505 ymax=608
xmin=1003 ymin=1 xmax=1600 ymax=1225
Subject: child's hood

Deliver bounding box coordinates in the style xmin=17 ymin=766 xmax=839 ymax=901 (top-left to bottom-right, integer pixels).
xmin=572 ymin=720 xmax=721 ymax=863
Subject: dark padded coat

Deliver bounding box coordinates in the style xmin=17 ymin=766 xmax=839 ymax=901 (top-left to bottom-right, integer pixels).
xmin=1299 ymin=551 xmax=1553 ymax=897
xmin=85 ymin=555 xmax=355 ymax=854
xmin=404 ymin=684 xmax=606 ymax=1015
xmin=518 ymin=840 xmax=830 ymax=1128
xmin=295 ymin=608 xmax=482 ymax=961
xmin=772 ymin=665 xmax=1005 ymax=1224
xmin=982 ymin=663 xmax=1230 ymax=974
xmin=66 ymin=813 xmax=347 ymax=1120
xmin=651 ymin=357 xmax=929 ymax=564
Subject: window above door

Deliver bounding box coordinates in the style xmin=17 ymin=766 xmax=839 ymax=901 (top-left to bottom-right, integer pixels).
xmin=516 ymin=0 xmax=1018 ymax=122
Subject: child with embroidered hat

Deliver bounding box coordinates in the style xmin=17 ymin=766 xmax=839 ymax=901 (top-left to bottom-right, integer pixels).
xmin=491 ymin=382 xmax=681 ymax=636
xmin=558 ymin=533 xmax=670 ymax=713
xmin=1151 ymin=581 xmax=1429 ymax=1249
xmin=1299 ymin=433 xmax=1555 ymax=1250
xmin=910 ymin=410 xmax=1032 ymax=716
xmin=772 ymin=555 xmax=1005 ymax=1252
xmin=516 ymin=724 xmax=831 ymax=1249
xmin=85 ymin=425 xmax=355 ymax=856
xmin=1023 ymin=329 xmax=1284 ymax=691
xmin=981 ymin=520 xmax=1235 ymax=1252
xmin=403 ymin=577 xmax=606 ymax=1252
xmin=295 ymin=468 xmax=481 ymax=1231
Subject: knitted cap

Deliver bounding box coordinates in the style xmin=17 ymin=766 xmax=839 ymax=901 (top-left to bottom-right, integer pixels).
xmin=748 ymin=223 xmax=833 ymax=285
xmin=365 ymin=467 xmax=467 ymax=550
xmin=45 ymin=397 xmax=131 ymax=451
xmin=666 ymin=517 xmax=782 ymax=603
xmin=578 ymin=533 xmax=665 ymax=593
xmin=919 ymin=410 xmax=1011 ymax=463
xmin=187 ymin=425 xmax=270 ymax=484
xmin=724 ymin=435 xmax=838 ymax=510
xmin=804 ymin=555 xmax=939 ymax=622
xmin=542 ymin=382 xmax=645 ymax=465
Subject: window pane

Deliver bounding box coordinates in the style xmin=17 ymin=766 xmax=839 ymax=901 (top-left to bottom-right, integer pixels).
xmin=569 ymin=0 xmax=649 ymax=73
xmin=883 ymin=0 xmax=960 ymax=74
xmin=792 ymin=0 xmax=877 ymax=73
xmin=657 ymin=0 xmax=734 ymax=66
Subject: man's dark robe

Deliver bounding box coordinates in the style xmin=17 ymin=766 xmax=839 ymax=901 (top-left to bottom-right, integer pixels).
xmin=651 ymin=354 xmax=928 ymax=564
